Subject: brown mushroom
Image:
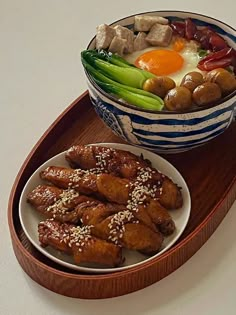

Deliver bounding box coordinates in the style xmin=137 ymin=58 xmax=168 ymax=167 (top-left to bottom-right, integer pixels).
xmin=192 ymin=82 xmax=222 ymax=106
xmin=180 ymin=71 xmax=204 ymax=92
xmin=205 ymin=68 xmax=236 ymax=95
xmin=143 ymin=77 xmax=176 ymax=98
xmin=164 ymin=86 xmax=192 ymax=111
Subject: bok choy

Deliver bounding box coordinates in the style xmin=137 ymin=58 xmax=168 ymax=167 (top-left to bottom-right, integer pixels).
xmin=81 ymin=49 xmax=164 ymax=111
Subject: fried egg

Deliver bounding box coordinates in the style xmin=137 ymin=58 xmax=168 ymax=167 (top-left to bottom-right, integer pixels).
xmin=124 ymin=39 xmax=202 ymax=85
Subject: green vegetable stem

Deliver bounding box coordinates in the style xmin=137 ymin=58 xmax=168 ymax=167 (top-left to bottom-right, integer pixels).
xmin=97 ymin=81 xmax=164 ymax=111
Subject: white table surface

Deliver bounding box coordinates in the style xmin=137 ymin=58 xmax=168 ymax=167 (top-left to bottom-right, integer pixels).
xmin=1 ymin=1 xmax=236 ymax=314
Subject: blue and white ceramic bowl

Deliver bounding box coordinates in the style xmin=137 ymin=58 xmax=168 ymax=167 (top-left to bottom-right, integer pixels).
xmin=85 ymin=11 xmax=236 ymax=154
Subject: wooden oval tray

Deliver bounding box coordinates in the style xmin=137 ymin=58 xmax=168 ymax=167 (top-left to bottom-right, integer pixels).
xmin=8 ymin=91 xmax=236 ymax=299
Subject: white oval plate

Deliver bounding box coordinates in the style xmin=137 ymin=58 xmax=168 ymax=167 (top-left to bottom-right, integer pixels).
xmin=19 ymin=143 xmax=191 ymax=274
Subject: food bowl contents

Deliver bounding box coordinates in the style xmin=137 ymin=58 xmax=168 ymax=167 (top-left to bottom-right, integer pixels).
xmin=134 ymin=15 xmax=169 ymax=31
xmin=205 ymin=68 xmax=236 ymax=94
xmin=180 ymin=71 xmax=204 ymax=92
xmin=164 ymin=86 xmax=192 ymax=111
xmin=26 ymin=145 xmax=183 ymax=268
xmin=143 ymin=76 xmax=176 ymax=98
xmin=192 ymin=82 xmax=222 ymax=106
xmin=82 ymin=15 xmax=236 ymax=112
xmin=145 ymin=23 xmax=173 ymax=47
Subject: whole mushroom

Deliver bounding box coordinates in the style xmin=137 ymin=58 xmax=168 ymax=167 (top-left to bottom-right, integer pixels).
xmin=164 ymin=87 xmax=192 ymax=111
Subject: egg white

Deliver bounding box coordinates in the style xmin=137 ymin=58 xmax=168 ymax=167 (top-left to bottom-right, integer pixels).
xmin=124 ymin=44 xmax=202 ymax=85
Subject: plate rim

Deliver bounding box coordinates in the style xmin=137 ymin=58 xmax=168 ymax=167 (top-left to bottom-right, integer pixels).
xmin=19 ymin=143 xmax=191 ymax=274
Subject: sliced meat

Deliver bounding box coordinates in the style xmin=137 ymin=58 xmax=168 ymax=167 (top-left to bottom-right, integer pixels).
xmin=134 ymin=15 xmax=169 ymax=32
xmin=146 ymin=23 xmax=173 ymax=47
xmin=134 ymin=32 xmax=150 ymax=51
xmin=109 ymin=36 xmax=128 ymax=56
xmin=113 ymin=25 xmax=134 ymax=53
xmin=95 ymin=24 xmax=115 ymax=50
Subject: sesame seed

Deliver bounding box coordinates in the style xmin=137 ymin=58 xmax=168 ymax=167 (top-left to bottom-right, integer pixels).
xmin=91 ymin=148 xmax=115 ymax=173
xmin=107 ymin=210 xmax=134 ymax=244
xmin=45 ymin=188 xmax=80 ymax=216
xmin=124 ymin=166 xmax=161 ymax=214
xmin=67 ymin=225 xmax=93 ymax=251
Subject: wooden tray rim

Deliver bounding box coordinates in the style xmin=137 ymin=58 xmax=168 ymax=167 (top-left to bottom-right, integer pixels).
xmin=8 ymin=91 xmax=236 ymax=280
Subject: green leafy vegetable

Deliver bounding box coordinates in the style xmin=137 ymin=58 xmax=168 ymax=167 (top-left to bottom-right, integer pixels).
xmin=81 ymin=50 xmax=155 ymax=89
xmin=198 ymin=49 xmax=209 ymax=58
xmin=96 ymin=49 xmax=133 ymax=68
xmin=81 ymin=49 xmax=164 ymax=111
xmin=96 ymin=50 xmax=156 ymax=79
xmin=82 ymin=58 xmax=163 ymax=104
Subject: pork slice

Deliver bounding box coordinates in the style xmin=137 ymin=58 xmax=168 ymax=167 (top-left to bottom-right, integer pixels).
xmin=134 ymin=15 xmax=169 ymax=32
xmin=133 ymin=32 xmax=150 ymax=51
xmin=113 ymin=25 xmax=134 ymax=53
xmin=109 ymin=36 xmax=128 ymax=56
xmin=146 ymin=23 xmax=173 ymax=47
xmin=96 ymin=24 xmax=116 ymax=50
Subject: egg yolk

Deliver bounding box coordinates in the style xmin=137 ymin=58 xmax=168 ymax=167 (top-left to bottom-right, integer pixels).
xmin=135 ymin=50 xmax=184 ymax=76
xmin=173 ymin=38 xmax=186 ymax=52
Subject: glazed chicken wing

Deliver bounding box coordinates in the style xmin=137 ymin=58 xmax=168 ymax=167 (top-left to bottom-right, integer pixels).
xmin=65 ymin=145 xmax=152 ymax=178
xmin=78 ymin=203 xmax=163 ymax=255
xmin=27 ymin=185 xmax=63 ymax=211
xmin=96 ymin=173 xmax=130 ymax=204
xmin=159 ymin=177 xmax=183 ymax=210
xmin=38 ymin=219 xmax=123 ymax=267
xmin=144 ymin=199 xmax=175 ymax=236
xmin=27 ymin=185 xmax=98 ymax=223
xmin=40 ymin=166 xmax=98 ymax=195
xmin=65 ymin=145 xmax=183 ymax=209
xmin=40 ymin=166 xmax=131 ymax=204
xmin=98 ymin=171 xmax=182 ymax=210
xmin=75 ymin=197 xmax=158 ymax=233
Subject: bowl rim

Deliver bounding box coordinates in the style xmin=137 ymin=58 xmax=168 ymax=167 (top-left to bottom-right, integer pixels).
xmin=85 ymin=10 xmax=236 ymax=115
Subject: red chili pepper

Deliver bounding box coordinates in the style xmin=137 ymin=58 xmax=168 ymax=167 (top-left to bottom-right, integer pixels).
xmin=197 ymin=48 xmax=234 ymax=71
xmin=198 ymin=57 xmax=232 ymax=71
xmin=185 ymin=18 xmax=197 ymax=40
